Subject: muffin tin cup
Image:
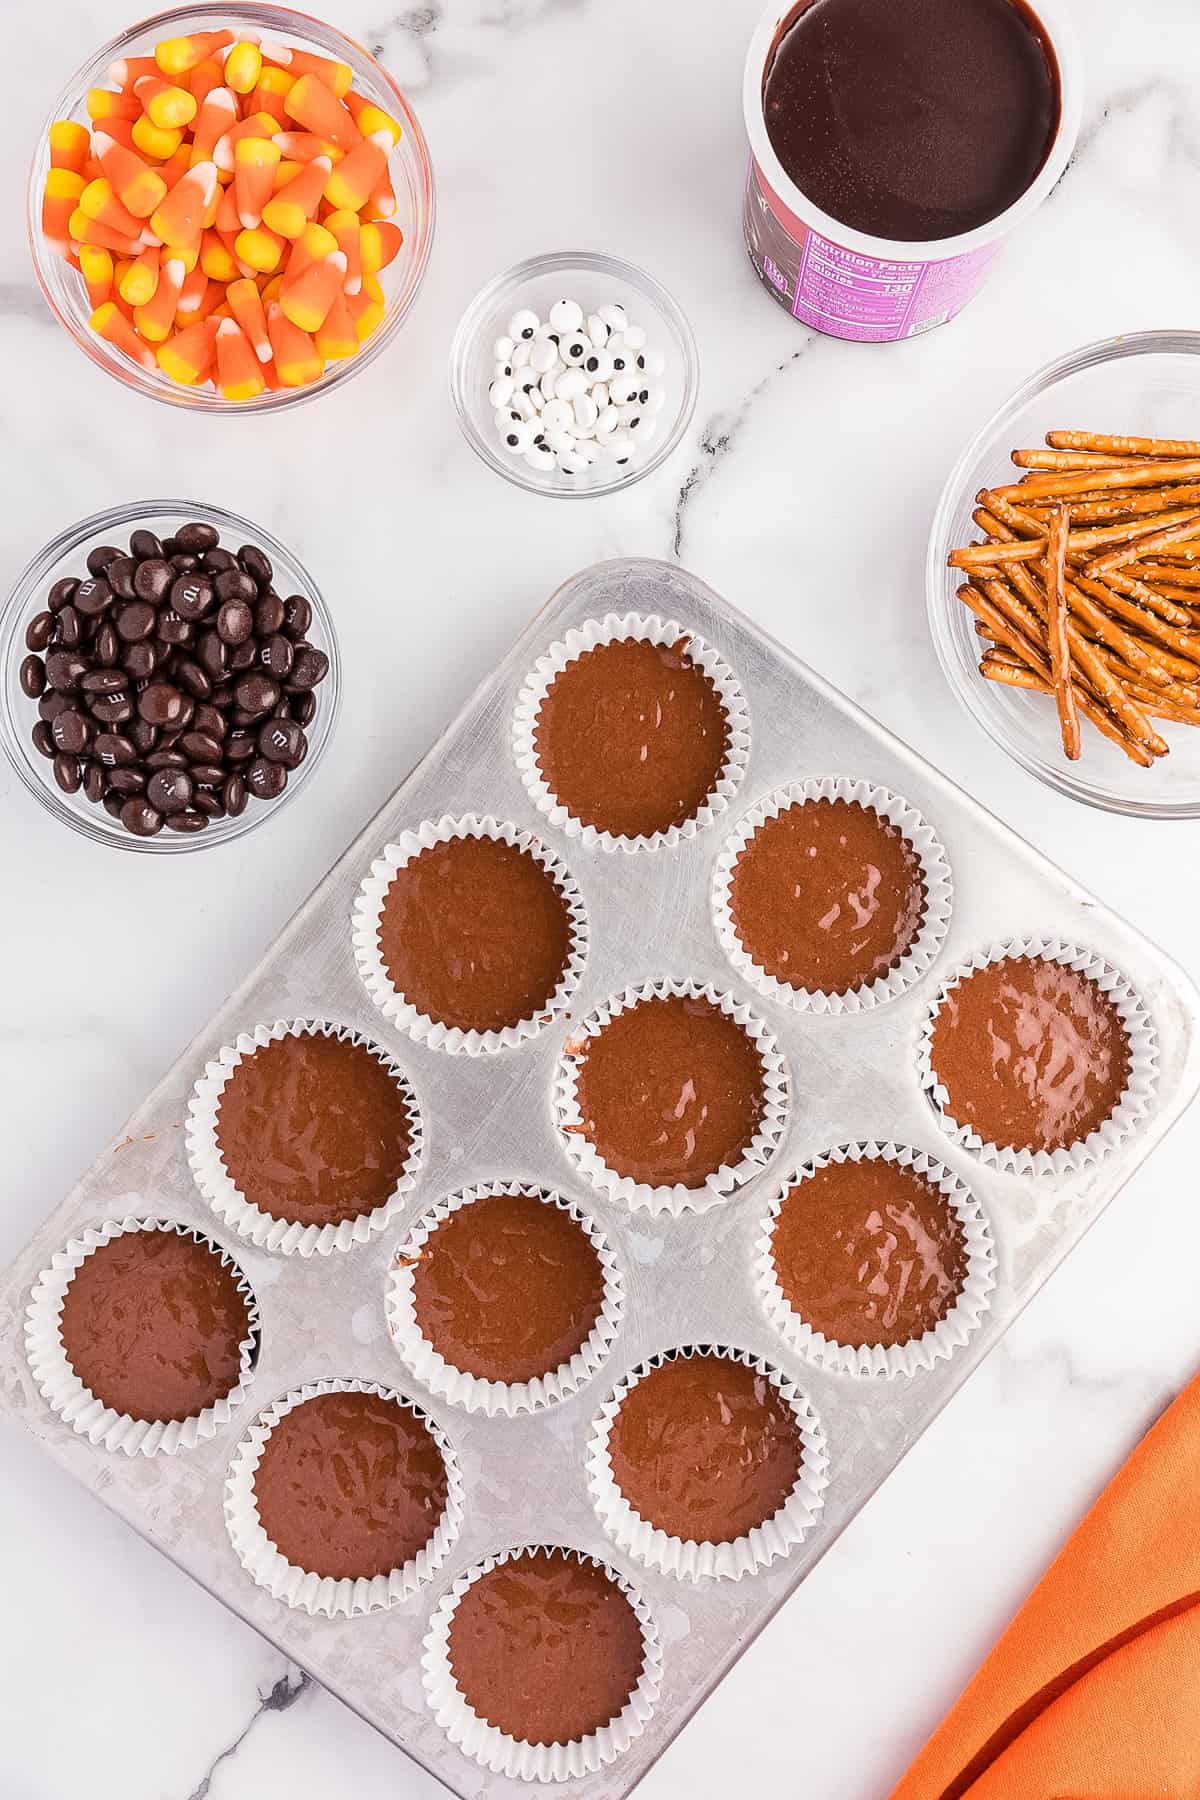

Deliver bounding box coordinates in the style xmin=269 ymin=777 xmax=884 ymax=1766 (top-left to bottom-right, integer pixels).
xmin=755 ymin=1142 xmax=997 ymax=1379
xmin=711 ymin=775 xmax=954 ymax=1014
xmin=511 ymin=611 xmax=751 ymax=853
xmin=351 ymin=814 xmax=589 ymax=1055
xmin=224 ymin=1377 xmax=464 ymax=1619
xmin=918 ymin=937 xmax=1159 ymax=1176
xmin=385 ymin=1181 xmax=624 ymax=1416
xmin=185 ymin=1019 xmax=424 ymax=1257
xmin=24 ymin=1216 xmax=260 ymax=1457
xmin=586 ymin=1345 xmax=829 ymax=1581
xmin=421 ymin=1543 xmax=663 ymax=1781
xmin=554 ymin=978 xmax=789 ymax=1215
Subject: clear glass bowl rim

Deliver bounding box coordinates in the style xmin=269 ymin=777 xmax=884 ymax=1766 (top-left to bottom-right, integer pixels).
xmin=1 ymin=497 xmax=342 ymax=852
xmin=27 ymin=1 xmax=435 ymax=415
xmin=926 ymin=327 xmax=1200 ymax=820
xmin=447 ymin=249 xmax=700 ymax=499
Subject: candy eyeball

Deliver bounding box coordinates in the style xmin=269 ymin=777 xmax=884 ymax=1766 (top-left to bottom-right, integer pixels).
xmin=508 ymin=308 xmax=539 ymax=340
xmin=548 ymin=297 xmax=584 ymax=332
xmin=561 ymin=333 xmax=590 ymax=364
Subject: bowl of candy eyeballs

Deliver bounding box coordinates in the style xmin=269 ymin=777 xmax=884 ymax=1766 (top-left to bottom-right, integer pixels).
xmin=448 ymin=251 xmax=699 ymax=496
xmin=29 ymin=5 xmax=434 ymax=410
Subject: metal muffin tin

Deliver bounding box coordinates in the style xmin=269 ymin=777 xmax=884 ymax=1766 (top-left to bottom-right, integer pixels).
xmin=2 ymin=557 xmax=1198 ymax=1798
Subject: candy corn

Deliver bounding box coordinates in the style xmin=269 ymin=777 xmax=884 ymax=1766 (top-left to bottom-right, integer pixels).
xmin=323 ymin=135 xmax=388 ymax=213
xmin=78 ymin=244 xmax=113 ymax=308
xmin=234 ymin=135 xmax=280 ymax=228
xmin=267 ymin=302 xmax=322 ymax=385
xmin=215 ymin=316 xmax=265 ymax=399
xmin=261 ymin=154 xmax=329 ymax=238
xmin=49 ymin=119 xmax=91 ymax=174
xmin=43 ymin=27 xmax=403 ymax=396
xmin=90 ymin=300 xmax=156 ymax=366
xmin=92 ymin=131 xmax=167 ymax=218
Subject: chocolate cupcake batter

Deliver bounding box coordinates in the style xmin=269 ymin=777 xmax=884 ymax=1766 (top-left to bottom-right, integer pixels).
xmin=447 ymin=1550 xmax=645 ymax=1744
xmin=216 ymin=1031 xmax=413 ymax=1227
xmin=607 ymin=1352 xmax=802 ymax=1544
xmin=410 ymin=1190 xmax=607 ymax=1384
xmin=729 ymin=798 xmax=926 ymax=994
xmin=930 ymin=956 xmax=1131 ymax=1153
xmin=252 ymin=1389 xmax=448 ymax=1580
xmin=379 ymin=834 xmax=573 ymax=1034
xmin=59 ymin=1228 xmax=252 ymax=1422
xmin=772 ymin=1158 xmax=968 ymax=1348
xmin=533 ymin=637 xmax=731 ymax=840
xmin=763 ymin=0 xmax=1059 ymax=242
xmin=573 ymin=995 xmax=768 ymax=1190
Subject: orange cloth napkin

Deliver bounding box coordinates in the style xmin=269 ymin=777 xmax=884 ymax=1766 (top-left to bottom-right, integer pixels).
xmin=890 ymin=1370 xmax=1200 ymax=1800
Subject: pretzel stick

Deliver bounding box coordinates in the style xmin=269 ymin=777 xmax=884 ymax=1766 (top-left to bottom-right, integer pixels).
xmin=1044 ymin=505 xmax=1079 ymax=758
xmin=1011 ymin=450 xmax=1157 ymax=471
xmin=1046 ymin=431 xmax=1200 ymax=458
xmin=1037 ymin=484 xmax=1200 ymax=524
xmin=986 ymin=459 xmax=1200 ymax=503
xmin=1127 ymin=561 xmax=1200 ymax=589
xmin=1068 ymin=569 xmax=1200 ymax=673
xmin=1084 ymin=514 xmax=1200 ymax=577
xmin=950 ymin=509 xmax=1200 ymax=570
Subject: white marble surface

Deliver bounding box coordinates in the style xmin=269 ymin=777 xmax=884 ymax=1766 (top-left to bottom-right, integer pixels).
xmin=3 ymin=0 xmax=1200 ymax=1794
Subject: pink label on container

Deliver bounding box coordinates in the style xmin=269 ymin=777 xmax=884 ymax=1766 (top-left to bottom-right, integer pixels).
xmin=744 ymin=160 xmax=1004 ymax=343
xmin=792 ymin=230 xmax=1000 ymax=341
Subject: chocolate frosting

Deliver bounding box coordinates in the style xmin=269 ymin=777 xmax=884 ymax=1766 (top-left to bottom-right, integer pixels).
xmin=574 ymin=995 xmax=767 ymax=1189
xmin=533 ymin=637 xmax=730 ymax=840
xmin=448 ymin=1550 xmax=645 ymax=1744
xmin=930 ymin=956 xmax=1131 ymax=1153
xmin=215 ymin=1032 xmax=413 ymax=1226
xmin=729 ymin=798 xmax=925 ymax=994
xmin=410 ymin=1190 xmax=606 ymax=1384
xmin=772 ymin=1158 xmax=968 ymax=1348
xmin=59 ymin=1228 xmax=251 ymax=1422
xmin=763 ymin=0 xmax=1059 ymax=242
xmin=379 ymin=834 xmax=573 ymax=1034
xmin=607 ymin=1352 xmax=802 ymax=1544
xmin=252 ymin=1389 xmax=448 ymax=1580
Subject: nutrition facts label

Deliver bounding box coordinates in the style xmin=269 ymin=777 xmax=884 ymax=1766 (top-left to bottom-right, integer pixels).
xmin=792 ymin=232 xmax=924 ymax=339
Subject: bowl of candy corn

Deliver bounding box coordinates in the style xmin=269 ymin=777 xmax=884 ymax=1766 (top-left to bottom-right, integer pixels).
xmin=29 ymin=4 xmax=434 ymax=409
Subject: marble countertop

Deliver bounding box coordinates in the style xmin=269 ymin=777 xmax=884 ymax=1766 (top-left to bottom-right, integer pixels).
xmin=4 ymin=0 xmax=1200 ymax=1794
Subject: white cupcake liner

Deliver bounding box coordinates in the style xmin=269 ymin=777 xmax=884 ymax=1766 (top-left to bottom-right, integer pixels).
xmin=351 ymin=814 xmax=589 ymax=1055
xmin=755 ymin=1141 xmax=996 ymax=1379
xmin=554 ymin=978 xmax=789 ymax=1215
xmin=511 ymin=611 xmax=751 ymax=854
xmin=186 ymin=1018 xmax=424 ymax=1257
xmin=24 ymin=1215 xmax=260 ymax=1457
xmin=421 ymin=1543 xmax=662 ymax=1781
xmin=224 ymin=1377 xmax=464 ymax=1618
xmin=918 ymin=937 xmax=1159 ymax=1176
xmin=386 ymin=1181 xmax=624 ymax=1416
xmin=587 ymin=1345 xmax=828 ymax=1581
xmin=712 ymin=776 xmax=953 ymax=1014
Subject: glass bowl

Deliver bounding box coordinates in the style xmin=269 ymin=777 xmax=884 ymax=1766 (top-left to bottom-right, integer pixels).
xmin=448 ymin=251 xmax=699 ymax=497
xmin=28 ymin=3 xmax=434 ymax=413
xmin=1 ymin=499 xmax=341 ymax=852
xmin=927 ymin=329 xmax=1200 ymax=819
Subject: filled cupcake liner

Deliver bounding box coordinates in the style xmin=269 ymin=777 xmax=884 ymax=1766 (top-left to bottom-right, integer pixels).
xmin=712 ymin=775 xmax=953 ymax=1014
xmin=24 ymin=1215 xmax=260 ymax=1457
xmin=755 ymin=1141 xmax=996 ymax=1379
xmin=351 ymin=814 xmax=589 ymax=1055
xmin=554 ymin=979 xmax=789 ymax=1215
xmin=385 ymin=1180 xmax=624 ymax=1416
xmin=421 ymin=1543 xmax=663 ymax=1781
xmin=587 ymin=1345 xmax=828 ymax=1581
xmin=918 ymin=937 xmax=1159 ymax=1176
xmin=511 ymin=611 xmax=751 ymax=854
xmin=186 ymin=1018 xmax=424 ymax=1257
xmin=224 ymin=1377 xmax=464 ymax=1618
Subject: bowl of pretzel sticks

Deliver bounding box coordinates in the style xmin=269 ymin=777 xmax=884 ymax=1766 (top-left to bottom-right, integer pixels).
xmin=928 ymin=330 xmax=1200 ymax=817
